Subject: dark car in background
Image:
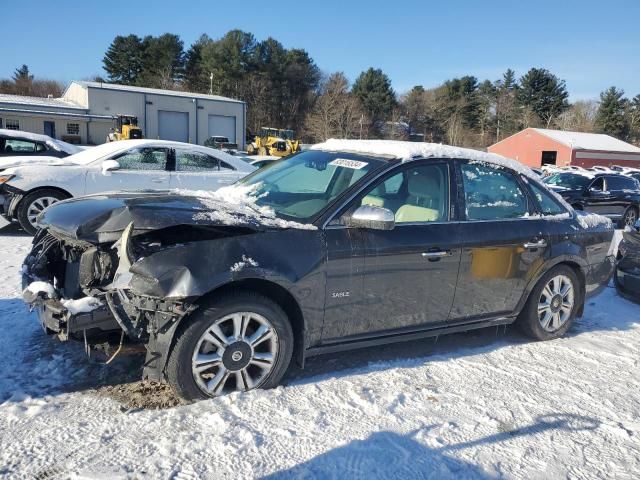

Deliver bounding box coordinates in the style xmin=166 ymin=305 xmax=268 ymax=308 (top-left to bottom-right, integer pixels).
xmin=615 ymin=220 xmax=640 ymax=302
xmin=22 ymin=140 xmax=615 ymax=401
xmin=0 ymin=128 xmax=81 ymax=158
xmin=544 ymin=171 xmax=640 ymax=227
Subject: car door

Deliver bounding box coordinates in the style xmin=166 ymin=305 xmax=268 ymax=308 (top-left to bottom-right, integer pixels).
xmin=603 ymin=175 xmax=638 ymax=218
xmin=169 ymin=148 xmax=240 ymax=191
xmin=322 ymin=160 xmax=461 ymax=341
xmin=582 ymin=176 xmax=610 ymax=214
xmin=450 ymin=161 xmax=550 ymax=321
xmin=83 ymin=146 xmax=171 ymax=195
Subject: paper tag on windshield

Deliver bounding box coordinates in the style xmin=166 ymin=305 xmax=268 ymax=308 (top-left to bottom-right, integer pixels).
xmin=329 ymin=158 xmax=368 ymax=170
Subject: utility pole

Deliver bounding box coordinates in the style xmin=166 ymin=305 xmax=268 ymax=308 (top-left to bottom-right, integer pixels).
xmin=359 ymin=114 xmax=364 ymax=139
xmin=209 ymin=73 xmax=213 ymax=95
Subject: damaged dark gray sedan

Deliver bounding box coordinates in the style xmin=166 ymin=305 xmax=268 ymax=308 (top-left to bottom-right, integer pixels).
xmin=22 ymin=140 xmax=616 ymax=400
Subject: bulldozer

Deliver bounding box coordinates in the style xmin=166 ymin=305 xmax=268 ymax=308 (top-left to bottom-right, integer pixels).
xmin=246 ymin=127 xmax=301 ymax=157
xmin=106 ymin=115 xmax=144 ymax=142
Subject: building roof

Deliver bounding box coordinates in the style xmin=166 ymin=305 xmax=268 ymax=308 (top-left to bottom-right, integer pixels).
xmin=533 ymin=128 xmax=640 ymax=153
xmin=0 ymin=93 xmax=86 ymax=110
xmin=72 ymin=81 xmax=245 ymax=104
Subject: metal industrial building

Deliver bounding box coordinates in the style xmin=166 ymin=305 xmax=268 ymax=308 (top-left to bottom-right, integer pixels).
xmin=0 ymin=81 xmax=246 ymax=148
xmin=488 ymin=128 xmax=640 ymax=168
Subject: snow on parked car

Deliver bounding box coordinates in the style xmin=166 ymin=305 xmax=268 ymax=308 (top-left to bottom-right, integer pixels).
xmin=21 ymin=139 xmax=615 ymax=401
xmin=0 ymin=128 xmax=84 ymax=171
xmin=0 ymin=139 xmax=256 ymax=233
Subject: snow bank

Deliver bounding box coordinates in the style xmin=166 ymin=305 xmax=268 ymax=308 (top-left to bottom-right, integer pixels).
xmin=175 ymin=184 xmax=317 ymax=230
xmin=311 ymin=139 xmax=538 ymax=179
xmin=60 ymin=296 xmax=102 ymax=315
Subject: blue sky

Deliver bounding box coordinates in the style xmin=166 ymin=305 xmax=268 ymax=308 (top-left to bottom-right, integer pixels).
xmin=4 ymin=0 xmax=639 ymax=100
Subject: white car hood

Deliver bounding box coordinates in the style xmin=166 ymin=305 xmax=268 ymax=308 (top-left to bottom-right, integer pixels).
xmin=0 ymin=156 xmax=73 ymax=170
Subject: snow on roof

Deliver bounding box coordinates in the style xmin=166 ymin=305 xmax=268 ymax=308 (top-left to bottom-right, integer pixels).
xmin=73 ymin=81 xmax=244 ymax=104
xmin=311 ymin=139 xmax=538 ymax=178
xmin=0 ymin=128 xmax=81 ymax=154
xmin=533 ymin=129 xmax=640 ymax=153
xmin=0 ymin=93 xmax=85 ymax=110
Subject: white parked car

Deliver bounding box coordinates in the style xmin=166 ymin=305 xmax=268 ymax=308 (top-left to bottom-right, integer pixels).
xmin=0 ymin=139 xmax=256 ymax=233
xmin=0 ymin=128 xmax=84 ymax=171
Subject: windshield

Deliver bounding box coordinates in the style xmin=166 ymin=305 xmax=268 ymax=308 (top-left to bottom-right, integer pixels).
xmin=543 ymin=173 xmax=592 ymax=190
xmin=62 ymin=142 xmax=130 ymax=165
xmin=239 ymin=150 xmax=388 ymax=221
xmin=48 ymin=139 xmax=83 ymax=154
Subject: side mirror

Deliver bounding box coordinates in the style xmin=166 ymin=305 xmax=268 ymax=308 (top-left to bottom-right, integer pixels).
xmin=345 ymin=205 xmax=395 ymax=230
xmin=102 ymin=159 xmax=120 ymax=174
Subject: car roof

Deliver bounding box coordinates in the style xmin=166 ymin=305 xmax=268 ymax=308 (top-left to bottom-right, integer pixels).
xmin=310 ymin=139 xmax=538 ymax=180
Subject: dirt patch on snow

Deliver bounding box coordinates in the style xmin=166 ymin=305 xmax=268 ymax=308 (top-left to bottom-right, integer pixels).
xmin=94 ymin=381 xmax=187 ymax=411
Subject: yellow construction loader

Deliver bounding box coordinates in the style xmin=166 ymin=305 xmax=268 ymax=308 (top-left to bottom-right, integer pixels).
xmin=246 ymin=128 xmax=301 ymax=157
xmin=106 ymin=115 xmax=144 ymax=142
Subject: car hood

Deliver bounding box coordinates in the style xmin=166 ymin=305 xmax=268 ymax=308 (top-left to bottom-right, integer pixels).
xmin=37 ymin=191 xmax=311 ymax=243
xmin=0 ymin=156 xmax=72 ymax=171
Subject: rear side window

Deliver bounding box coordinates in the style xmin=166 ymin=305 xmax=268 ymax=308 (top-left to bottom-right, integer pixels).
xmin=461 ymin=163 xmax=528 ymax=220
xmin=606 ymin=175 xmax=638 ymax=191
xmin=176 ymin=150 xmax=220 ymax=172
xmin=4 ymin=139 xmax=38 ymax=153
xmin=529 ymin=182 xmax=566 ymax=215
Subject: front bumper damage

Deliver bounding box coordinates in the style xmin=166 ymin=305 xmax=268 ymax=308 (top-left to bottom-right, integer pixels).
xmin=0 ymin=183 xmax=25 ymax=221
xmin=22 ymin=228 xmax=198 ymax=380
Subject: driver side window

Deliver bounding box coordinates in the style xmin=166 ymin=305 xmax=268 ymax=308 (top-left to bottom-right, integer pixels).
xmin=589 ymin=177 xmax=604 ymax=192
xmin=113 ymin=147 xmax=167 ymax=171
xmin=358 ymin=163 xmax=450 ymax=223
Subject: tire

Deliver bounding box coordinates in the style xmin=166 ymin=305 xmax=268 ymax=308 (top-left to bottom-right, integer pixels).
xmin=166 ymin=292 xmax=294 ymax=401
xmin=247 ymin=143 xmax=256 ymax=155
xmin=517 ymin=265 xmax=581 ymax=341
xmin=620 ymin=206 xmax=638 ymax=228
xmin=258 ymin=146 xmax=268 ymax=156
xmin=17 ymin=189 xmax=70 ymax=235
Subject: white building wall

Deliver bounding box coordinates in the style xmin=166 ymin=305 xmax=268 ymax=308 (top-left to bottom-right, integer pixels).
xmin=85 ymin=85 xmax=245 ymax=148
xmin=0 ymin=112 xmax=92 ymax=144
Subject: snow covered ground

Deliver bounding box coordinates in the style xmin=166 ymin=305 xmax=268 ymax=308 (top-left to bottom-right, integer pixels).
xmin=0 ymin=226 xmax=639 ymax=479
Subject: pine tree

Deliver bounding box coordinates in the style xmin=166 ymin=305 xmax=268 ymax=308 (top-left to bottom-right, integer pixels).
xmin=11 ymin=64 xmax=34 ymax=95
xmin=102 ymin=35 xmax=144 ymax=85
xmin=184 ymin=35 xmax=211 ymax=93
xmin=138 ymin=34 xmax=185 ymax=89
xmin=518 ymin=68 xmax=569 ymax=127
xmin=595 ymin=87 xmax=629 ymax=139
xmin=352 ymin=68 xmax=396 ymax=135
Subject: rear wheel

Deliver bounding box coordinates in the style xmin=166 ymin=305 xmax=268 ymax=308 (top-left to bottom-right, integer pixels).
xmin=258 ymin=146 xmax=268 ymax=156
xmin=621 ymin=206 xmax=638 ymax=228
xmin=517 ymin=265 xmax=580 ymax=340
xmin=17 ymin=189 xmax=70 ymax=235
xmin=166 ymin=292 xmax=294 ymax=401
xmin=247 ymin=143 xmax=256 ymax=155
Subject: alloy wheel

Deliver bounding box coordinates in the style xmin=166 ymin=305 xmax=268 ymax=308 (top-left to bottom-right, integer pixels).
xmin=191 ymin=311 xmax=278 ymax=396
xmin=624 ymin=209 xmax=637 ymax=227
xmin=538 ymin=274 xmax=574 ymax=332
xmin=26 ymin=196 xmax=60 ymax=228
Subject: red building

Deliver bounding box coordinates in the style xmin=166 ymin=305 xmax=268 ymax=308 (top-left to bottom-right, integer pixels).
xmin=488 ymin=128 xmax=640 ymax=168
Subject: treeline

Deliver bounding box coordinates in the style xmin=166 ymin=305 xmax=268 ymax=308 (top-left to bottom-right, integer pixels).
xmin=4 ymin=29 xmax=640 ymax=148
xmin=0 ymin=65 xmax=64 ymax=98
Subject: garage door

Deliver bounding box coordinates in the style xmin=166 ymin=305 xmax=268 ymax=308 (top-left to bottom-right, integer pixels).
xmin=208 ymin=115 xmax=236 ymax=142
xmin=158 ymin=111 xmax=189 ymax=143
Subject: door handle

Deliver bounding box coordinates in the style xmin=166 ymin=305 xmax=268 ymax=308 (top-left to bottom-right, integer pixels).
xmin=421 ymin=250 xmax=450 ymax=258
xmin=218 ymin=178 xmax=234 ymax=184
xmin=523 ymin=239 xmax=547 ymax=249
xmin=151 ymin=178 xmax=167 ymax=183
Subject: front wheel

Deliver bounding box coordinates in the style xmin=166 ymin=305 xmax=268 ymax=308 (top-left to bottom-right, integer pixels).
xmin=166 ymin=292 xmax=294 ymax=401
xmin=17 ymin=189 xmax=70 ymax=235
xmin=517 ymin=265 xmax=580 ymax=341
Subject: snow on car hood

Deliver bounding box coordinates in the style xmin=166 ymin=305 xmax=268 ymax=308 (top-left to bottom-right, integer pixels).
xmin=37 ymin=186 xmax=315 ymax=244
xmin=0 ymin=156 xmax=74 ymax=171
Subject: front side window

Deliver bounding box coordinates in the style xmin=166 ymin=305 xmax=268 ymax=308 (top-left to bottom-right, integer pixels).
xmin=544 ymin=173 xmax=591 ymax=190
xmin=239 ymin=150 xmax=386 ymax=221
xmin=359 ymin=163 xmax=449 ymax=223
xmin=113 ymin=147 xmax=167 ymax=171
xmin=461 ymin=162 xmax=528 ymax=220
xmin=67 ymin=123 xmax=80 ymax=135
xmin=176 ymin=150 xmax=220 ymax=172
xmin=529 ymin=182 xmax=567 ymax=215
xmin=589 ymin=177 xmax=604 ymax=192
